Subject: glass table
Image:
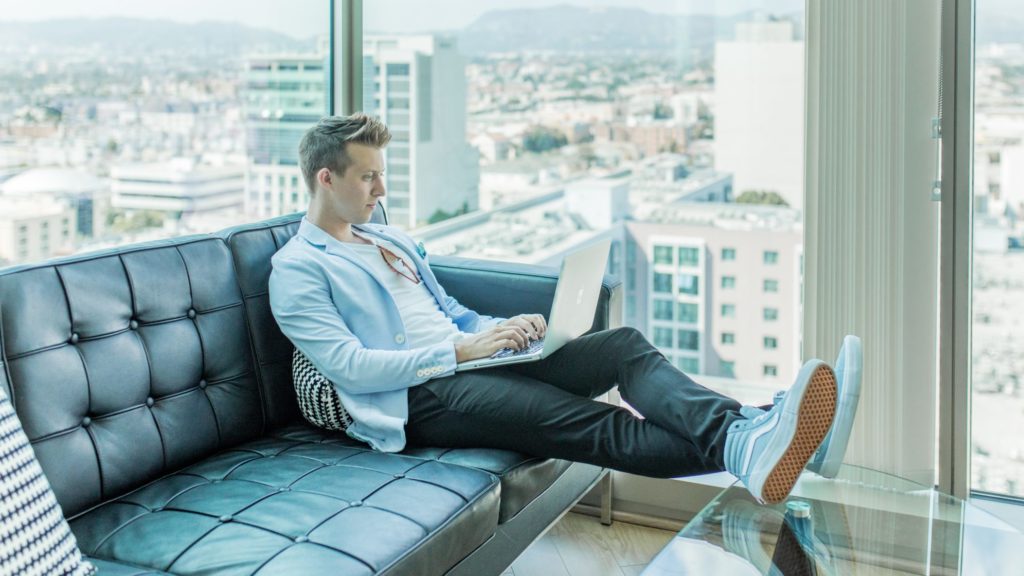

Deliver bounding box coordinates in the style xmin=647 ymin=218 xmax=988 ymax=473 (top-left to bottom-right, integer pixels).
xmin=642 ymin=466 xmax=1024 ymax=575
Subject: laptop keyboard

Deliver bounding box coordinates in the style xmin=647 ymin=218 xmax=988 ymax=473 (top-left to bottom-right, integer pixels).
xmin=491 ymin=338 xmax=545 ymax=359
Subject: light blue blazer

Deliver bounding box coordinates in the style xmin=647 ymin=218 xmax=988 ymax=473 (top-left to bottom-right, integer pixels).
xmin=268 ymin=218 xmax=503 ymax=452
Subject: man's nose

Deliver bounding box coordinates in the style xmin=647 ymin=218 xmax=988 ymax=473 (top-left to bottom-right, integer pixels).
xmin=372 ymin=176 xmax=386 ymax=196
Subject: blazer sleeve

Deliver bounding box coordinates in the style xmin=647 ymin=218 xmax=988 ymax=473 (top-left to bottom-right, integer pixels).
xmin=269 ymin=254 xmax=458 ymax=394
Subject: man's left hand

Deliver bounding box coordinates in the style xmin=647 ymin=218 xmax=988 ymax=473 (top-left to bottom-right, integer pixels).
xmin=500 ymin=314 xmax=547 ymax=341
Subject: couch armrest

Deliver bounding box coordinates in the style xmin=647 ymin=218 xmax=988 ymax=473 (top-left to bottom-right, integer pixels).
xmin=428 ymin=255 xmax=623 ymax=333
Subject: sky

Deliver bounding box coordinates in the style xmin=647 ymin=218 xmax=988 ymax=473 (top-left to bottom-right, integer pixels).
xmin=0 ymin=0 xmax=1017 ymax=38
xmin=0 ymin=0 xmax=804 ymax=38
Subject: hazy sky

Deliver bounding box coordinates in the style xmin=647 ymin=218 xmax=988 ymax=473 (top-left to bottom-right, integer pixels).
xmin=1 ymin=0 xmax=803 ymax=38
xmin=1 ymin=0 xmax=1017 ymax=38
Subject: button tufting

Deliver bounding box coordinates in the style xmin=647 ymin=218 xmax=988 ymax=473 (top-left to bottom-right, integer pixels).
xmin=198 ymin=380 xmax=207 ymax=389
xmin=69 ymin=333 xmax=79 ymax=344
xmin=146 ymin=397 xmax=155 ymax=407
xmin=294 ymin=535 xmax=309 ymax=543
xmin=129 ymin=320 xmax=139 ymax=330
xmin=349 ymin=500 xmax=363 ymax=507
xmin=187 ymin=309 xmax=196 ymax=319
xmin=393 ymin=473 xmax=405 ymax=479
xmin=81 ymin=416 xmax=91 ymax=427
xmin=152 ymin=507 xmax=163 ymax=513
xmin=219 ymin=515 xmax=233 ymax=523
xmin=278 ymin=487 xmax=290 ymax=492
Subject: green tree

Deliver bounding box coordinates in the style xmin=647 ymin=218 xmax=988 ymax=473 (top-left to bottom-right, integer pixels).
xmin=522 ymin=126 xmax=568 ymax=153
xmin=735 ymin=190 xmax=790 ymax=207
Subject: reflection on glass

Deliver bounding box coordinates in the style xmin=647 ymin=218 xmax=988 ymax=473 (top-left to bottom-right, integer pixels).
xmin=971 ymin=0 xmax=1024 ymax=498
xmin=646 ymin=467 xmax=1024 ymax=575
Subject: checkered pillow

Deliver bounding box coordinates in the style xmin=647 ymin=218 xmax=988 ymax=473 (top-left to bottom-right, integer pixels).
xmin=292 ymin=348 xmax=353 ymax=431
xmin=0 ymin=386 xmax=95 ymax=576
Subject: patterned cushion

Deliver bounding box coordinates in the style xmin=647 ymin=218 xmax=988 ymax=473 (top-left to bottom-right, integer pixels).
xmin=292 ymin=348 xmax=353 ymax=431
xmin=0 ymin=386 xmax=95 ymax=576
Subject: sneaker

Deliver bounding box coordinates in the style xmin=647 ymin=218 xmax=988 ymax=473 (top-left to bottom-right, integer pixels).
xmin=773 ymin=335 xmax=862 ymax=479
xmin=725 ymin=360 xmax=837 ymax=504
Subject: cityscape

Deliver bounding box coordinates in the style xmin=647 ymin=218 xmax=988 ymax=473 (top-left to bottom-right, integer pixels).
xmin=1 ymin=3 xmax=1022 ymax=497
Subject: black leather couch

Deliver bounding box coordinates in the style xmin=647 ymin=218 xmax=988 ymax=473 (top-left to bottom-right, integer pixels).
xmin=0 ymin=212 xmax=619 ymax=575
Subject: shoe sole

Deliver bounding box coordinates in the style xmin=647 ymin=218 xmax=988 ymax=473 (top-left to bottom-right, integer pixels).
xmin=761 ymin=363 xmax=837 ymax=504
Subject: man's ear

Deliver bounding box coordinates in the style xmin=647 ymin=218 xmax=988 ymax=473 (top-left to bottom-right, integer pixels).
xmin=316 ymin=167 xmax=332 ymax=189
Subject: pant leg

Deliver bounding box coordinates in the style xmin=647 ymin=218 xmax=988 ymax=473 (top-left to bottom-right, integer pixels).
xmin=508 ymin=326 xmax=744 ymax=469
xmin=406 ymin=368 xmax=722 ymax=477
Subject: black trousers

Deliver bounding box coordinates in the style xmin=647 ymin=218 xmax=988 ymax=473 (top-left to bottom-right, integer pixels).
xmin=406 ymin=327 xmax=744 ymax=478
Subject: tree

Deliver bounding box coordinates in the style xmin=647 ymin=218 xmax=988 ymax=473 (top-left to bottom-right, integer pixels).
xmin=522 ymin=126 xmax=568 ymax=153
xmin=735 ymin=190 xmax=790 ymax=207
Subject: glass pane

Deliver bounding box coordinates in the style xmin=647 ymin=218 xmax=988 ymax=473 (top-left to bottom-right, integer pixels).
xmin=0 ymin=1 xmax=330 ymax=267
xmin=654 ymin=245 xmax=674 ymax=264
xmin=971 ymin=1 xmax=1024 ymax=498
xmin=363 ymin=1 xmax=805 ymax=393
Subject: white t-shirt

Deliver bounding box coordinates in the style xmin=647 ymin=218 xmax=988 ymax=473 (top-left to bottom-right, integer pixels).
xmin=347 ymin=234 xmax=465 ymax=349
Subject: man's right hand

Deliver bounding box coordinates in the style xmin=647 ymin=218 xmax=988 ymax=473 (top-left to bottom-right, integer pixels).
xmin=454 ymin=324 xmax=532 ymax=363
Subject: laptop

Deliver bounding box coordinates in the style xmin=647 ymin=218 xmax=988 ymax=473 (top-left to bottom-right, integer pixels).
xmin=456 ymin=238 xmax=611 ymax=372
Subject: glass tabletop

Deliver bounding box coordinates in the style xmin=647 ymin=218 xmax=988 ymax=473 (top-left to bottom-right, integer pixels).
xmin=642 ymin=465 xmax=1024 ymax=575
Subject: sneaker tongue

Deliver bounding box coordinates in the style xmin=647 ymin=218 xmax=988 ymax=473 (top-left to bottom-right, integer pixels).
xmin=740 ymin=405 xmax=766 ymax=420
xmin=772 ymin=390 xmax=786 ymax=405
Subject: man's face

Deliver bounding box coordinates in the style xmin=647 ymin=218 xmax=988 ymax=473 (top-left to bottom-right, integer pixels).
xmin=319 ymin=143 xmax=386 ymax=225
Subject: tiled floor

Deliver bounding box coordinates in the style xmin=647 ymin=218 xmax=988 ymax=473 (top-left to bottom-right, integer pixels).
xmin=501 ymin=512 xmax=677 ymax=576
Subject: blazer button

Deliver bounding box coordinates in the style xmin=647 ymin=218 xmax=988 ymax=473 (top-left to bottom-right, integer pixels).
xmin=395 ymin=334 xmax=405 ymax=344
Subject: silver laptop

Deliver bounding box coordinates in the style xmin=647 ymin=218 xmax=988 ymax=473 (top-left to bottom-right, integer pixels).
xmin=456 ymin=239 xmax=611 ymax=372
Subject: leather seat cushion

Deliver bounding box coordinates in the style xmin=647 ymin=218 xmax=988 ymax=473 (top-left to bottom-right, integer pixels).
xmin=69 ymin=427 xmax=500 ymax=576
xmin=276 ymin=424 xmax=573 ymax=524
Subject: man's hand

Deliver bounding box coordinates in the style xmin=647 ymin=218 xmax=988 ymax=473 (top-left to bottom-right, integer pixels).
xmin=498 ymin=314 xmax=547 ymax=341
xmin=454 ymin=324 xmax=532 ymax=363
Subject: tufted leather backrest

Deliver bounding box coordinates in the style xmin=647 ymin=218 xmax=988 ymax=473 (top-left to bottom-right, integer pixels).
xmin=220 ymin=214 xmax=304 ymax=428
xmin=0 ymin=237 xmax=265 ymax=517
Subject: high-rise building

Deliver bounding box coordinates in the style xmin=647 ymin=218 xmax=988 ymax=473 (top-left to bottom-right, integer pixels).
xmin=364 ymin=35 xmax=480 ymax=229
xmin=626 ymin=204 xmax=802 ymax=384
xmin=714 ymin=19 xmax=804 ymax=210
xmin=243 ymin=49 xmax=329 ymax=219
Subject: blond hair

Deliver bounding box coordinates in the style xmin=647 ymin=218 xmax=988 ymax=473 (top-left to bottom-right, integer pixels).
xmin=298 ymin=113 xmax=391 ymax=193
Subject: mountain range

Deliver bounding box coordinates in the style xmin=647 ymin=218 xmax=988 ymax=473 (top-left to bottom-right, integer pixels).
xmin=0 ymin=7 xmax=1020 ymax=56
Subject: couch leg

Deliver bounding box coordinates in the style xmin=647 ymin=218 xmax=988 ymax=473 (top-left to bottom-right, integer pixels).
xmin=600 ymin=471 xmax=613 ymax=525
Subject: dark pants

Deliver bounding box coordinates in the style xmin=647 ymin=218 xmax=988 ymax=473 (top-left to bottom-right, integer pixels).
xmin=406 ymin=327 xmax=744 ymax=478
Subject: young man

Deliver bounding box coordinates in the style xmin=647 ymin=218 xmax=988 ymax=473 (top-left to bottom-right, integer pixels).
xmin=269 ymin=114 xmax=858 ymax=504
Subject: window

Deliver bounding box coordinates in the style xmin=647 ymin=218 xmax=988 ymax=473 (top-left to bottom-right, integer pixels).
xmin=676 ymin=356 xmax=700 ymax=374
xmin=720 ymin=361 xmax=736 ymax=378
xmin=678 ymin=247 xmax=700 ymax=267
xmin=764 ymin=336 xmax=778 ymax=350
xmin=721 ymin=332 xmax=735 ymax=345
xmin=763 ymin=250 xmax=779 ymax=265
xmin=653 ymin=245 xmax=673 ymax=265
xmin=722 ymin=248 xmax=737 ymax=261
xmin=677 ymin=330 xmax=699 ymax=351
xmin=677 ymin=273 xmax=699 ymax=296
xmin=971 ymin=0 xmax=1024 ymax=499
xmin=721 ymin=276 xmax=736 ymax=289
xmin=0 ymin=1 xmax=331 ymax=251
xmin=653 ymin=300 xmax=674 ymax=320
xmin=763 ymin=307 xmax=778 ymax=321
xmin=677 ymin=302 xmax=698 ymax=324
xmin=721 ymin=304 xmax=736 ymax=318
xmin=653 ymin=272 xmax=672 ymax=293
xmin=653 ymin=327 xmax=673 ymax=348
xmin=763 ymin=279 xmax=779 ymax=293
xmin=763 ymin=365 xmax=778 ymax=377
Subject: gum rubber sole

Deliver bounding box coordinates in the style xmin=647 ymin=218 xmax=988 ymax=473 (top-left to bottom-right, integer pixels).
xmin=760 ymin=364 xmax=837 ymax=504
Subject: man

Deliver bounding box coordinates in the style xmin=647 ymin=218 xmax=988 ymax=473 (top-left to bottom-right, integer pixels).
xmin=269 ymin=114 xmax=860 ymax=504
